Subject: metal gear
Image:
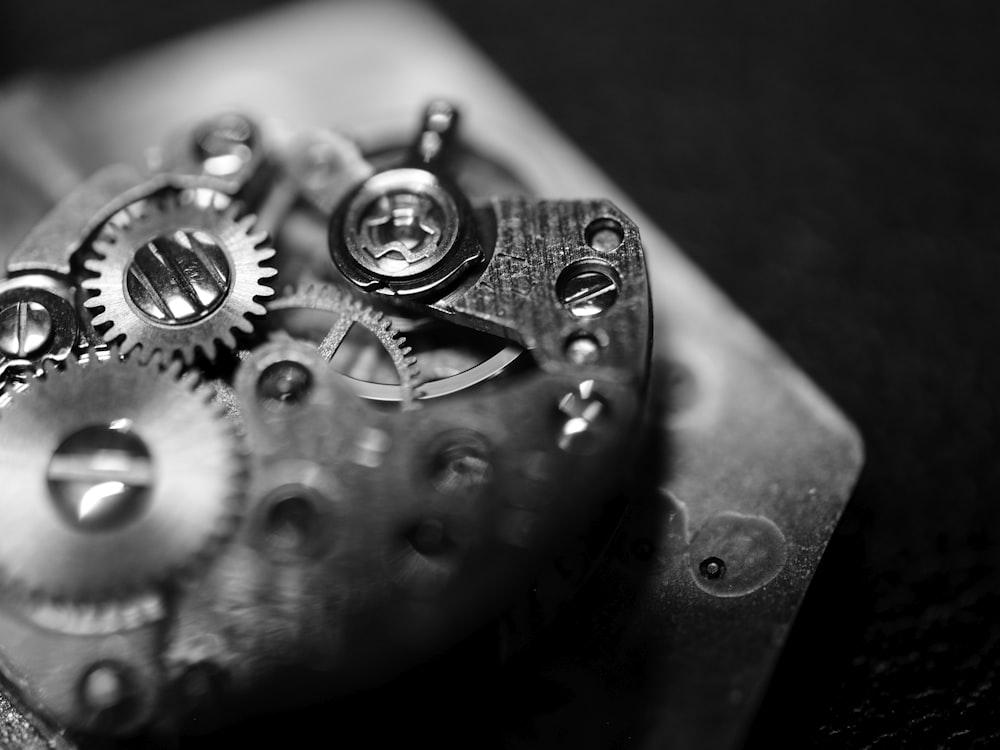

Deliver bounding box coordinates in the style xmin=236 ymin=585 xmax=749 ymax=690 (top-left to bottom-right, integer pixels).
xmin=82 ymin=189 xmax=277 ymax=364
xmin=0 ymin=352 xmax=245 ymax=603
xmin=266 ymin=284 xmax=421 ymax=402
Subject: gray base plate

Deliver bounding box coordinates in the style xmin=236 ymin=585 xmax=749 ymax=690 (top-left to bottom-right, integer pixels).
xmin=0 ymin=2 xmax=862 ymax=748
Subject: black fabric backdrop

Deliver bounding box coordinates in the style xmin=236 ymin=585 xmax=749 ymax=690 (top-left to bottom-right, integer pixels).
xmin=1 ymin=0 xmax=999 ymax=747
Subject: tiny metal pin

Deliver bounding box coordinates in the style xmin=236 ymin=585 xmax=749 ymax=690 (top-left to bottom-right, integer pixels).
xmin=410 ymin=100 xmax=461 ymax=167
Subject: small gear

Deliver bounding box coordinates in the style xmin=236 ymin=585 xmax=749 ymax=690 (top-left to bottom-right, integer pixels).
xmin=82 ymin=189 xmax=277 ymax=363
xmin=267 ymin=284 xmax=421 ymax=402
xmin=0 ymin=352 xmax=245 ymax=602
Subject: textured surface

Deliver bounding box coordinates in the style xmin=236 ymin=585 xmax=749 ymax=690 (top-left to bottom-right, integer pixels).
xmin=0 ymin=0 xmax=998 ymax=747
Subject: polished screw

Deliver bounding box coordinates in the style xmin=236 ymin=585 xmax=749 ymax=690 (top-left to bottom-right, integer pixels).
xmin=345 ymin=168 xmax=461 ymax=283
xmin=359 ymin=191 xmax=445 ymax=276
xmin=0 ymin=300 xmax=53 ymax=358
xmin=194 ymin=113 xmax=256 ymax=176
xmin=47 ymin=424 xmax=154 ymax=533
xmin=557 ymin=266 xmax=619 ymax=318
xmin=126 ymin=230 xmax=232 ymax=326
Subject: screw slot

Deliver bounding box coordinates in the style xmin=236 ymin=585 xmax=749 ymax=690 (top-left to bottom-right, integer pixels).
xmin=126 ymin=229 xmax=232 ymax=326
xmin=584 ymin=217 xmax=624 ymax=253
xmin=556 ymin=260 xmax=620 ymax=319
xmin=47 ymin=423 xmax=153 ymax=533
xmin=0 ymin=300 xmax=53 ymax=358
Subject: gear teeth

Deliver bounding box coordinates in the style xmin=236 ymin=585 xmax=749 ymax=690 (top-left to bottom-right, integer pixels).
xmin=23 ymin=593 xmax=166 ymax=635
xmin=0 ymin=348 xmax=247 ymax=603
xmin=267 ymin=283 xmax=422 ymax=404
xmin=236 ymin=215 xmax=257 ymax=233
xmin=82 ymin=306 xmax=109 ymax=326
xmin=82 ymin=189 xmax=278 ymax=366
xmin=38 ymin=356 xmax=62 ymax=378
xmin=161 ymin=354 xmax=185 ymax=379
xmin=83 ymin=257 xmax=104 ymax=274
xmin=245 ymin=302 xmax=267 ymax=319
xmin=120 ymin=339 xmax=147 ymax=363
xmin=256 ymin=248 xmax=278 ymax=266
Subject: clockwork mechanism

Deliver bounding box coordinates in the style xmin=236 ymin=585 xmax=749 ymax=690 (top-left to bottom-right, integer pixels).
xmin=0 ymin=102 xmax=652 ymax=739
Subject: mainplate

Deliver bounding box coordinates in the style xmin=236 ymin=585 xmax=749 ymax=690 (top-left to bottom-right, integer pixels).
xmin=0 ymin=2 xmax=862 ymax=749
xmin=0 ymin=90 xmax=652 ymax=746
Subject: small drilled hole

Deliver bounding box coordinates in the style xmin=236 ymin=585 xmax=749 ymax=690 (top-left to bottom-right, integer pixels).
xmin=699 ymin=556 xmax=727 ymax=580
xmin=428 ymin=430 xmax=493 ymax=494
xmin=262 ymin=492 xmax=324 ymax=559
xmin=407 ymin=519 xmax=449 ymax=556
xmin=585 ymin=217 xmax=624 ymax=253
xmin=630 ymin=538 xmax=654 ymax=562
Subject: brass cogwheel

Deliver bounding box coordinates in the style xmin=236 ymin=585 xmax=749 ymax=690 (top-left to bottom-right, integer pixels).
xmin=82 ymin=189 xmax=277 ymax=363
xmin=267 ymin=283 xmax=421 ymax=403
xmin=0 ymin=352 xmax=245 ymax=603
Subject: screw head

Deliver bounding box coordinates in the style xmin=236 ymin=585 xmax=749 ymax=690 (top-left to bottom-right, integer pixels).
xmin=194 ymin=113 xmax=256 ymax=176
xmin=344 ymin=168 xmax=460 ymax=280
xmin=126 ymin=229 xmax=232 ymax=326
xmin=47 ymin=423 xmax=154 ymax=533
xmin=0 ymin=300 xmax=53 ymax=359
xmin=556 ymin=261 xmax=620 ymax=318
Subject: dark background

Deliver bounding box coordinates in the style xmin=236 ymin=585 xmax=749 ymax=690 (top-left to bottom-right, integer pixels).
xmin=2 ymin=0 xmax=999 ymax=747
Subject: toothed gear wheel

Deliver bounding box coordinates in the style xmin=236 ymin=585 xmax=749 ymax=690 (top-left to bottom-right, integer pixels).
xmin=0 ymin=353 xmax=245 ymax=602
xmin=267 ymin=284 xmax=421 ymax=402
xmin=82 ymin=189 xmax=277 ymax=363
